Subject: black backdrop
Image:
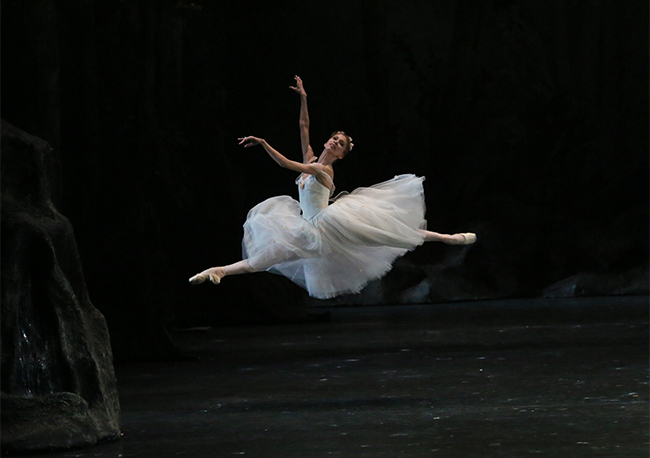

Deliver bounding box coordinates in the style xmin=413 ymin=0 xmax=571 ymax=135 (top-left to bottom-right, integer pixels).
xmin=2 ymin=0 xmax=648 ymax=357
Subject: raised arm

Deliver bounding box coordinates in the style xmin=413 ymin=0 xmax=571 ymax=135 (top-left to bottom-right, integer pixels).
xmin=238 ymin=136 xmax=333 ymax=190
xmin=289 ymin=76 xmax=315 ymax=164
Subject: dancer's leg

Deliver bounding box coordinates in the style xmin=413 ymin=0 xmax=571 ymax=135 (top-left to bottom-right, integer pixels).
xmin=421 ymin=230 xmax=476 ymax=245
xmin=189 ymin=260 xmax=257 ymax=285
xmin=223 ymin=260 xmax=256 ymax=276
xmin=189 ymin=243 xmax=302 ymax=284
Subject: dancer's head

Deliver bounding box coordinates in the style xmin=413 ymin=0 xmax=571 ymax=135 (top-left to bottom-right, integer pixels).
xmin=324 ymin=131 xmax=354 ymax=159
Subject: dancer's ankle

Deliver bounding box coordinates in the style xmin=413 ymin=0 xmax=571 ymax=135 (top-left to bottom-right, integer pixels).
xmin=209 ymin=267 xmax=227 ymax=284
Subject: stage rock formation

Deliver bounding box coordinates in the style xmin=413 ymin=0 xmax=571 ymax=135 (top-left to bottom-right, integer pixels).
xmin=1 ymin=120 xmax=120 ymax=453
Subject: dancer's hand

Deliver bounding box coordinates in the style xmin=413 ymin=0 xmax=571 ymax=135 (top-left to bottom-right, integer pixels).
xmin=289 ymin=75 xmax=307 ymax=97
xmin=238 ymin=136 xmax=263 ymax=148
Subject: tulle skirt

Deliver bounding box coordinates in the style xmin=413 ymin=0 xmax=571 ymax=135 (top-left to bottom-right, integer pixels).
xmin=242 ymin=174 xmax=427 ymax=299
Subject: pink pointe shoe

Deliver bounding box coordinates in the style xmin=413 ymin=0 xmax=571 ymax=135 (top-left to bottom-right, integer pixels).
xmin=458 ymin=233 xmax=477 ymax=245
xmin=188 ymin=267 xmax=227 ymax=285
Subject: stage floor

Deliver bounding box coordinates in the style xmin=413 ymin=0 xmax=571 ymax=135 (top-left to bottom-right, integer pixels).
xmin=20 ymin=296 xmax=649 ymax=457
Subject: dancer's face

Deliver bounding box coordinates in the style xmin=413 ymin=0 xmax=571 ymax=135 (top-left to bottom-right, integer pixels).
xmin=324 ymin=133 xmax=348 ymax=158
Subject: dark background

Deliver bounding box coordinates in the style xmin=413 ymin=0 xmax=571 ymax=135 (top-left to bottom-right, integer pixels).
xmin=2 ymin=0 xmax=648 ymax=359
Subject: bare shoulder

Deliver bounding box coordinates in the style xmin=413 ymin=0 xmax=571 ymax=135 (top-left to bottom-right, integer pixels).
xmin=311 ymin=162 xmax=333 ymax=176
xmin=323 ymin=164 xmax=334 ymax=180
xmin=313 ymin=163 xmax=334 ymax=190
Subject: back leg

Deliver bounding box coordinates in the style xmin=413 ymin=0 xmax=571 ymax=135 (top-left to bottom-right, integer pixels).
xmin=421 ymin=230 xmax=476 ymax=245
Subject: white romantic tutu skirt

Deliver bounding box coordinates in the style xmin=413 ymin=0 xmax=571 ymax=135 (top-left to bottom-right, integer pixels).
xmin=242 ymin=174 xmax=427 ymax=299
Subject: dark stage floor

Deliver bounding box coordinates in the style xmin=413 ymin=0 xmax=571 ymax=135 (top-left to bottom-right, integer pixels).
xmin=19 ymin=296 xmax=649 ymax=457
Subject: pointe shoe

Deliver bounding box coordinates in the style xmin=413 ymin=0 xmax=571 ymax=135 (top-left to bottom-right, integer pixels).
xmin=458 ymin=233 xmax=477 ymax=245
xmin=189 ymin=267 xmax=227 ymax=285
xmin=188 ymin=273 xmax=208 ymax=284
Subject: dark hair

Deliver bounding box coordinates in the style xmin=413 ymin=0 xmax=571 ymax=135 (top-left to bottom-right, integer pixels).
xmin=331 ymin=131 xmax=354 ymax=155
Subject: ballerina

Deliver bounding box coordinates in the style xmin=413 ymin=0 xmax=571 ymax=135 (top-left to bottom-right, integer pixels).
xmin=189 ymin=76 xmax=476 ymax=299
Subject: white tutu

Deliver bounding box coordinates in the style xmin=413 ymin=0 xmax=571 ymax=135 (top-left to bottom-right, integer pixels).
xmin=242 ymin=174 xmax=427 ymax=299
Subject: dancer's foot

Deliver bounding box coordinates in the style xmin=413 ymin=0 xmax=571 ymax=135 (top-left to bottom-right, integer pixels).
xmin=457 ymin=233 xmax=477 ymax=245
xmin=444 ymin=232 xmax=476 ymax=245
xmin=189 ymin=267 xmax=227 ymax=285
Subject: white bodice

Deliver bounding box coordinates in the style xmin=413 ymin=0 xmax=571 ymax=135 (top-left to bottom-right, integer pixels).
xmin=297 ymin=174 xmax=331 ymax=220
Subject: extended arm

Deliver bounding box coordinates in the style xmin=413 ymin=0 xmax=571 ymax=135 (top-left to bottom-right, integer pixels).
xmin=238 ymin=136 xmax=333 ymax=189
xmin=289 ymin=76 xmax=315 ymax=163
